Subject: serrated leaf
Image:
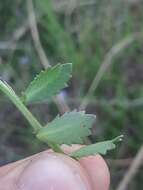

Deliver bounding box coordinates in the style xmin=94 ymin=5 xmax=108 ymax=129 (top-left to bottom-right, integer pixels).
xmin=23 ymin=63 xmax=72 ymax=103
xmin=37 ymin=110 xmax=96 ymax=145
xmin=70 ymin=135 xmax=123 ymax=158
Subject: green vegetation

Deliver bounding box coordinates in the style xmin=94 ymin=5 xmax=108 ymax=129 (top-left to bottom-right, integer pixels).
xmin=0 ymin=0 xmax=143 ymax=189
xmin=0 ymin=63 xmax=122 ymax=158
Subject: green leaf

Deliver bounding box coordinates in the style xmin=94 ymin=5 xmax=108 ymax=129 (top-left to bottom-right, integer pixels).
xmin=70 ymin=135 xmax=123 ymax=158
xmin=36 ymin=110 xmax=96 ymax=145
xmin=23 ymin=63 xmax=72 ymax=103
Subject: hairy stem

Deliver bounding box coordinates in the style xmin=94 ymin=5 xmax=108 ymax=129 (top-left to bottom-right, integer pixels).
xmin=0 ymin=79 xmax=42 ymax=133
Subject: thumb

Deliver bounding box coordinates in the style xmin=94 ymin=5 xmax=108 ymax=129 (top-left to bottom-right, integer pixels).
xmin=0 ymin=152 xmax=92 ymax=190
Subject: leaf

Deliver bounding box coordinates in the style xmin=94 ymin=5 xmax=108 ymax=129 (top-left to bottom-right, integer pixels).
xmin=70 ymin=135 xmax=123 ymax=158
xmin=36 ymin=110 xmax=96 ymax=145
xmin=23 ymin=63 xmax=72 ymax=103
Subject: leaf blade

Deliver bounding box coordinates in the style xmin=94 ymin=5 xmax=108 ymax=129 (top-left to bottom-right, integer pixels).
xmin=23 ymin=63 xmax=72 ymax=103
xmin=37 ymin=110 xmax=96 ymax=145
xmin=70 ymin=135 xmax=123 ymax=158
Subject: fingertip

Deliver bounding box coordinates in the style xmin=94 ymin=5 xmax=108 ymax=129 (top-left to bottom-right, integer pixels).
xmin=79 ymin=155 xmax=110 ymax=190
xmin=16 ymin=153 xmax=92 ymax=190
xmin=62 ymin=144 xmax=110 ymax=190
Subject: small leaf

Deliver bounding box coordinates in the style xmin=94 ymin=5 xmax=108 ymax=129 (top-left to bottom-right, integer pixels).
xmin=23 ymin=63 xmax=72 ymax=103
xmin=37 ymin=110 xmax=96 ymax=145
xmin=70 ymin=135 xmax=123 ymax=158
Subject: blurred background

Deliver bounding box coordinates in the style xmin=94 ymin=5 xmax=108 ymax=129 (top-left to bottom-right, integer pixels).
xmin=0 ymin=0 xmax=143 ymax=189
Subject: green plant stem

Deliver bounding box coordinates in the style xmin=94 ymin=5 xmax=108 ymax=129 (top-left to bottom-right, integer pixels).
xmin=0 ymin=79 xmax=42 ymax=133
xmin=48 ymin=142 xmax=65 ymax=154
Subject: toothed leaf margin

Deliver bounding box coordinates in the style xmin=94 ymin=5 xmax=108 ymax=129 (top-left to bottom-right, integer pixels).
xmin=37 ymin=110 xmax=96 ymax=145
xmin=70 ymin=135 xmax=123 ymax=158
xmin=23 ymin=63 xmax=72 ymax=103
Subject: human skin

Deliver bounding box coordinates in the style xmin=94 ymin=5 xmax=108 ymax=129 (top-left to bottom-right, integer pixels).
xmin=0 ymin=145 xmax=110 ymax=190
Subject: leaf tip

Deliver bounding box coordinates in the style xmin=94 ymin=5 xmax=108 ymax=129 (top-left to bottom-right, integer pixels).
xmin=62 ymin=63 xmax=72 ymax=73
xmin=112 ymin=135 xmax=124 ymax=143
